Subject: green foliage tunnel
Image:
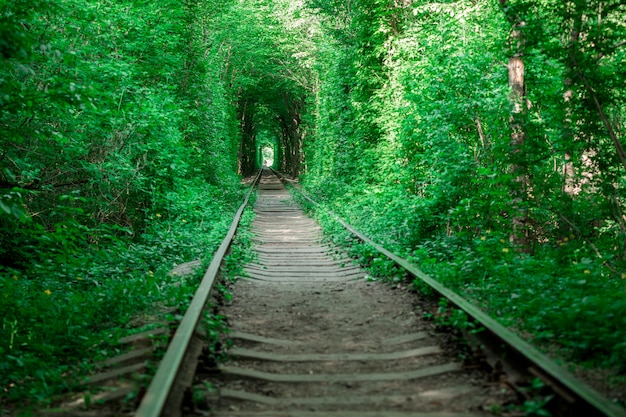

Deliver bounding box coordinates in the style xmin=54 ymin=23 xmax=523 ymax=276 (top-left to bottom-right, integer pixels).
xmin=1 ymin=0 xmax=625 ymax=409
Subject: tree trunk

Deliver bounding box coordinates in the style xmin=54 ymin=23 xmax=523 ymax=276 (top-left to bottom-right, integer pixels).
xmin=278 ymin=94 xmax=304 ymax=178
xmin=500 ymin=0 xmax=531 ymax=251
xmin=562 ymin=3 xmax=581 ymax=196
xmin=238 ymin=99 xmax=257 ymax=176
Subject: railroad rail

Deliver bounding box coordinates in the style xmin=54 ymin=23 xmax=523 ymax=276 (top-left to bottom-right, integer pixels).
xmin=134 ymin=169 xmax=262 ymax=417
xmin=124 ymin=168 xmax=625 ymax=417
xmin=273 ymin=169 xmax=626 ymax=417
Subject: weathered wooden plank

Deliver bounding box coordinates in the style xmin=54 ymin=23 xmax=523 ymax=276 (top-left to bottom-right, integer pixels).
xmin=253 ymin=229 xmax=318 ymax=234
xmin=245 ymin=264 xmax=361 ymax=274
xmin=252 ymin=224 xmax=319 ymax=229
xmin=387 ymin=332 xmax=431 ymax=345
xmin=255 ymin=260 xmax=350 ymax=267
xmin=118 ymin=327 xmax=168 ymax=344
xmin=253 ymin=234 xmax=320 ymax=239
xmin=252 ymin=231 xmax=316 ymax=234
xmin=87 ymin=363 xmax=146 ymax=385
xmin=168 ymin=259 xmax=203 ymax=277
xmin=253 ymin=223 xmax=314 ymax=228
xmin=244 ymin=276 xmax=359 ymax=284
xmin=254 ymin=215 xmax=308 ymax=220
xmin=253 ymin=238 xmax=322 ymax=244
xmin=256 ymin=253 xmax=338 ymax=259
xmin=244 ymin=267 xmax=362 ymax=277
xmin=254 ymin=209 xmax=302 ymax=214
xmin=227 ymin=331 xmax=303 ymax=346
xmin=252 ymin=224 xmax=321 ymax=230
xmin=217 ymin=410 xmax=479 ymax=417
xmin=253 ymin=229 xmax=321 ymax=233
xmin=228 ymin=346 xmax=441 ymax=362
xmin=244 ymin=271 xmax=363 ymax=279
xmin=220 ymin=384 xmax=479 ymax=406
xmin=253 ymin=234 xmax=321 ymax=240
xmin=248 ymin=259 xmax=347 ymax=266
xmin=219 ymin=362 xmax=461 ymax=383
xmin=100 ymin=347 xmax=153 ymax=367
xmin=254 ymin=246 xmax=331 ymax=254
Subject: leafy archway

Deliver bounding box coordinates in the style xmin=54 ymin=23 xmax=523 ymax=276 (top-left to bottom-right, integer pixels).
xmin=256 ymin=130 xmax=278 ymax=168
xmin=212 ymin=0 xmax=317 ymax=177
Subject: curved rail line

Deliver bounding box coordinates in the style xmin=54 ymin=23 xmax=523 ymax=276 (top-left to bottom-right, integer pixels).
xmin=133 ymin=168 xmax=625 ymax=417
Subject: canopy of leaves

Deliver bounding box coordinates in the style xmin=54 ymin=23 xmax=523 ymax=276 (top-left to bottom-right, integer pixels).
xmin=2 ymin=0 xmax=626 ymax=409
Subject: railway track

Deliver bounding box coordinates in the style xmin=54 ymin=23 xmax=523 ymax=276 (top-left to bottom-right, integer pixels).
xmin=46 ymin=169 xmax=626 ymax=417
xmin=197 ymin=172 xmax=514 ymax=417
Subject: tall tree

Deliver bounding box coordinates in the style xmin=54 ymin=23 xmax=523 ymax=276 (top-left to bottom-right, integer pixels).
xmin=500 ymin=0 xmax=531 ymax=250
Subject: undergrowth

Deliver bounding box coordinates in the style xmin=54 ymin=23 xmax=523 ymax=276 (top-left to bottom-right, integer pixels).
xmin=292 ymin=184 xmax=626 ymax=400
xmin=0 ymin=181 xmax=246 ymax=410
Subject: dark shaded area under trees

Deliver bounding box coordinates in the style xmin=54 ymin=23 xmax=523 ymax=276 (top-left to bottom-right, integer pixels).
xmin=1 ymin=0 xmax=625 ymax=409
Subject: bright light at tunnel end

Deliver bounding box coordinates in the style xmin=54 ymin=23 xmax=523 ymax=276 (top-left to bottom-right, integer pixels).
xmin=261 ymin=145 xmax=275 ymax=168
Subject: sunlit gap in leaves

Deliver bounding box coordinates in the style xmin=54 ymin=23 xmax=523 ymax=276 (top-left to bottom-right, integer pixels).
xmin=256 ymin=130 xmax=277 ymax=169
xmin=261 ymin=145 xmax=275 ymax=168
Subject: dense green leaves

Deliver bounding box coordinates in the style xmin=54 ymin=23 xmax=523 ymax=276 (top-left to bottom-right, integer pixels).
xmin=2 ymin=0 xmax=626 ymax=408
xmin=299 ymin=0 xmax=626 ymax=390
xmin=0 ymin=0 xmax=244 ymax=405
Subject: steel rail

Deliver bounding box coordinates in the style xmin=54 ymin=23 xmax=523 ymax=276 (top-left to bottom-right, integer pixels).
xmin=275 ymin=171 xmax=626 ymax=417
xmin=135 ymin=169 xmax=262 ymax=417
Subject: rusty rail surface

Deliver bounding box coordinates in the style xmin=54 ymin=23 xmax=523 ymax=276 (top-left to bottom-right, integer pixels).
xmin=135 ymin=170 xmax=262 ymax=417
xmin=272 ymin=169 xmax=626 ymax=417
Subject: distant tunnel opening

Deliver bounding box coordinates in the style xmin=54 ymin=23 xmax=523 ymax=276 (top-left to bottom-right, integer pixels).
xmin=256 ymin=130 xmax=277 ymax=169
xmin=260 ymin=146 xmax=274 ymax=167
xmin=237 ymin=92 xmax=306 ymax=178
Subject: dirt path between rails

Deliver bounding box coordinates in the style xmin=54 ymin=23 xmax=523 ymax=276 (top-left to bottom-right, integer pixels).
xmin=203 ymin=171 xmax=516 ymax=417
